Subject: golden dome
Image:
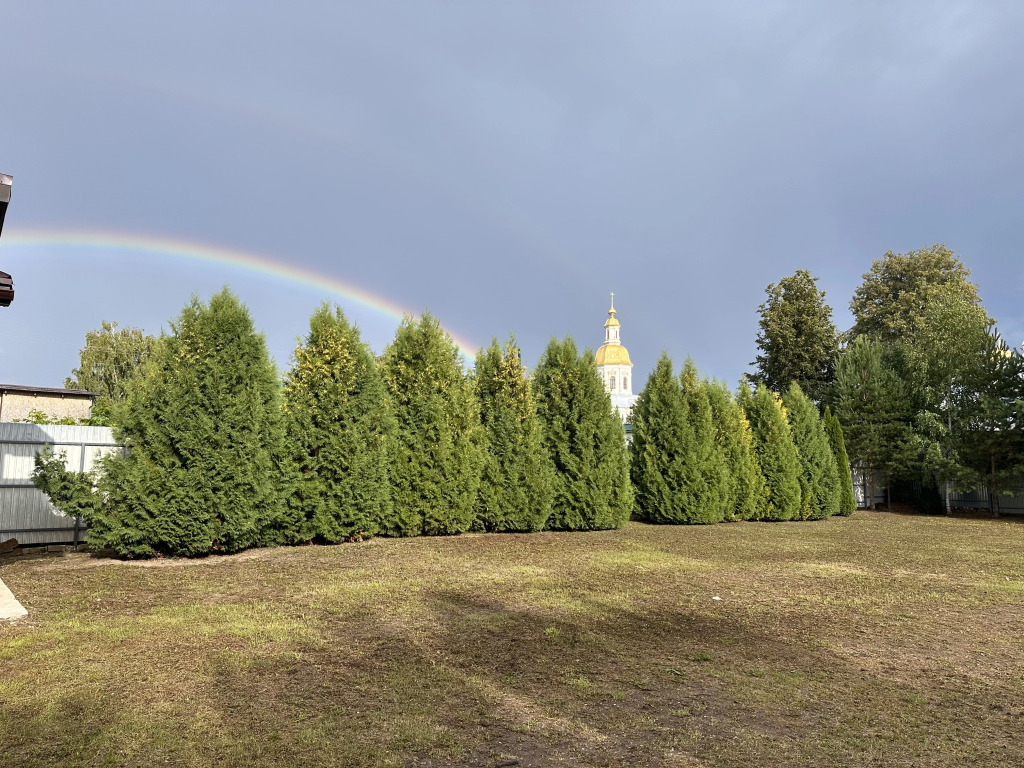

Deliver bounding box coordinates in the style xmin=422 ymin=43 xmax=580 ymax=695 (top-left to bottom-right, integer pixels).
xmin=596 ymin=344 xmax=632 ymax=366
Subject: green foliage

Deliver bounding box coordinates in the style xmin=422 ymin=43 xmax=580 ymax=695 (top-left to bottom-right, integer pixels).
xmin=533 ymin=337 xmax=633 ymax=531
xmin=706 ymin=379 xmax=765 ymax=521
xmin=823 ymin=406 xmax=856 ymax=516
xmin=66 ymin=320 xmax=159 ymax=425
xmin=281 ymin=304 xmax=396 ymax=543
xmin=32 ymin=446 xmax=101 ymax=522
xmin=752 ymin=270 xmax=839 ymax=403
xmin=380 ymin=312 xmax=484 ymax=536
xmin=951 ymin=328 xmax=1024 ymax=513
xmin=847 ymin=245 xmax=996 ymax=493
xmin=95 ymin=289 xmax=289 ymax=558
xmin=849 ymin=244 xmax=991 ymax=346
xmin=742 ymin=384 xmax=801 ymax=521
xmin=831 ymin=336 xmax=918 ymax=506
xmin=474 ymin=338 xmax=554 ymax=532
xmin=629 ymin=354 xmax=690 ymax=523
xmin=898 ymin=282 xmax=992 ymax=409
xmin=16 ymin=409 xmax=81 ymax=426
xmin=673 ymin=360 xmax=730 ymax=524
xmin=782 ymin=384 xmax=840 ymax=520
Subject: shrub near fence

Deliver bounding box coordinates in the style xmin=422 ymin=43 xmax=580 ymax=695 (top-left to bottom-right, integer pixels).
xmin=0 ymin=422 xmax=120 ymax=545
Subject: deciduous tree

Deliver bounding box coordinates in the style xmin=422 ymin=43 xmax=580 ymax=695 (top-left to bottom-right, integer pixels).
xmin=65 ymin=320 xmax=159 ymax=424
xmin=849 ymin=244 xmax=991 ymax=345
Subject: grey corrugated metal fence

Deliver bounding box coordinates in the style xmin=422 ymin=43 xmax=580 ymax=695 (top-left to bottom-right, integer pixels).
xmin=0 ymin=423 xmax=121 ymax=545
xmin=941 ymin=482 xmax=1024 ymax=516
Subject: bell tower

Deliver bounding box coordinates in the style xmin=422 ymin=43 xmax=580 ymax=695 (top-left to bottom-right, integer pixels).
xmin=595 ymin=293 xmax=635 ymax=419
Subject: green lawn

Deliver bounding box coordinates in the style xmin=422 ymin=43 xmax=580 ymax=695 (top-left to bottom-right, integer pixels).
xmin=2 ymin=511 xmax=1023 ymax=767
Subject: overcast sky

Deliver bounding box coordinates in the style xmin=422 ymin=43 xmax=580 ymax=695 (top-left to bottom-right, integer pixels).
xmin=2 ymin=2 xmax=1022 ymax=388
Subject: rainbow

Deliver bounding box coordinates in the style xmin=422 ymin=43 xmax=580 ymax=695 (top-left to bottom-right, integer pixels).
xmin=3 ymin=228 xmax=479 ymax=357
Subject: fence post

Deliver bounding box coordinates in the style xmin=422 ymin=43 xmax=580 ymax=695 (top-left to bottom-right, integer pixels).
xmin=74 ymin=442 xmax=87 ymax=546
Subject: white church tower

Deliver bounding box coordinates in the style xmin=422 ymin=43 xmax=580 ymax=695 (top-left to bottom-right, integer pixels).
xmin=595 ymin=293 xmax=637 ymax=421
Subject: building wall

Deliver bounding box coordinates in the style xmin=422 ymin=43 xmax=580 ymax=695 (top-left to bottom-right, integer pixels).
xmin=0 ymin=392 xmax=94 ymax=423
xmin=600 ymin=364 xmax=633 ymax=395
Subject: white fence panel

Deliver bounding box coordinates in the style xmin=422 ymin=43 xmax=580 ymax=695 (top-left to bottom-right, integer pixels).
xmin=851 ymin=466 xmax=887 ymax=509
xmin=0 ymin=423 xmax=121 ymax=545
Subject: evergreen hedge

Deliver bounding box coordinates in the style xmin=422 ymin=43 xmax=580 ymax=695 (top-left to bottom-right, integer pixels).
xmin=673 ymin=360 xmax=730 ymax=524
xmin=534 ymin=337 xmax=633 ymax=530
xmin=97 ymin=289 xmax=288 ymax=557
xmin=782 ymin=383 xmax=841 ymax=520
xmin=706 ymin=379 xmax=765 ymax=521
xmin=380 ymin=313 xmax=484 ymax=536
xmin=741 ymin=383 xmax=802 ymax=521
xmin=824 ymin=406 xmax=857 ymax=515
xmin=32 ymin=289 xmax=866 ymax=560
xmin=474 ymin=338 xmax=554 ymax=532
xmin=281 ymin=304 xmax=396 ymax=543
xmin=630 ymin=353 xmax=690 ymax=523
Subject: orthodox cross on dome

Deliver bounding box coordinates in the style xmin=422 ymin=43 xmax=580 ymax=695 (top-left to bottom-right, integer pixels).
xmin=609 ymin=292 xmax=615 ymax=316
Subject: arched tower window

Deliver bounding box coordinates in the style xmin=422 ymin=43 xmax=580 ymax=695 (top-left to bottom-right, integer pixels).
xmin=623 ymin=374 xmax=628 ymax=391
xmin=609 ymin=374 xmax=616 ymax=391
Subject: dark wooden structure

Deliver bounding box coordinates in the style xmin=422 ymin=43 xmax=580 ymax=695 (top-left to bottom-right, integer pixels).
xmin=0 ymin=173 xmax=12 ymax=307
xmin=0 ymin=272 xmax=12 ymax=307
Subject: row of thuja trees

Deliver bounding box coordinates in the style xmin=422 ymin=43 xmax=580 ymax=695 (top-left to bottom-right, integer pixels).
xmin=632 ymin=355 xmax=855 ymax=525
xmin=35 ymin=290 xmax=633 ymax=557
xmin=35 ymin=288 xmax=853 ymax=558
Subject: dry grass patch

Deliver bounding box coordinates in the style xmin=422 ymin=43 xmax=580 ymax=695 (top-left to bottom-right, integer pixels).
xmin=2 ymin=511 xmax=1024 ymax=767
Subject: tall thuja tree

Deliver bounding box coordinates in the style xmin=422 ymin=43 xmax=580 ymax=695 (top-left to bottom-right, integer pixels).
xmin=380 ymin=312 xmax=484 ymax=536
xmin=832 ymin=336 xmax=918 ymax=508
xmin=706 ymin=379 xmax=765 ymax=521
xmin=474 ymin=337 xmax=554 ymax=532
xmin=782 ymin=383 xmax=840 ymax=520
xmin=824 ymin=406 xmax=857 ymax=515
xmin=281 ymin=304 xmax=395 ymax=543
xmin=95 ymin=289 xmax=287 ymax=557
xmin=672 ymin=360 xmax=730 ymax=524
xmin=533 ymin=337 xmax=633 ymax=531
xmin=742 ymin=384 xmax=801 ymax=521
xmin=630 ymin=353 xmax=689 ymax=523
